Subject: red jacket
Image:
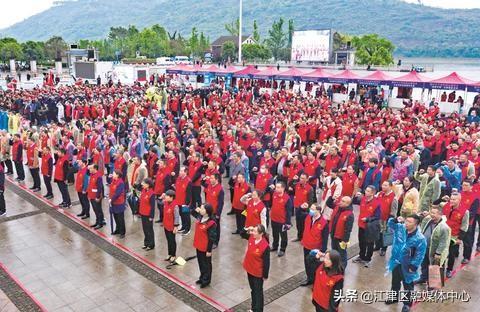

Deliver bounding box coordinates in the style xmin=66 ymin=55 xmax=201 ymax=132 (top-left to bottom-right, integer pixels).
xmin=312 ymin=264 xmax=343 ymax=311
xmin=301 ymin=215 xmax=328 ymax=250
xmin=243 ymin=236 xmax=269 ymax=278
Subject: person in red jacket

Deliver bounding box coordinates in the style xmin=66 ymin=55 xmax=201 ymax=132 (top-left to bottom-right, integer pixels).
xmin=329 ymin=196 xmax=354 ymax=269
xmin=0 ymin=163 xmax=5 ymax=216
xmin=231 ymin=173 xmax=251 ymax=234
xmin=11 ymin=134 xmax=25 ymax=181
xmin=139 ymin=178 xmax=156 ymax=250
xmin=153 ymin=159 xmax=173 ymax=223
xmin=204 ymin=174 xmax=224 ymax=244
xmin=353 ymin=185 xmax=381 ymax=267
xmin=87 ymin=164 xmax=104 ymax=229
xmin=174 ymin=166 xmax=192 ymax=233
xmin=191 ymin=203 xmax=217 ymax=288
xmin=41 ymin=146 xmax=54 ymax=199
xmin=310 ymin=250 xmax=344 ymax=312
xmin=54 ymin=149 xmax=71 ymax=208
xmin=240 ymin=190 xmax=267 ymax=229
xmin=242 ymin=224 xmax=270 ymax=312
xmin=109 ymin=169 xmax=126 ymax=237
xmin=293 ymin=173 xmax=314 ymax=242
xmin=300 ymin=204 xmax=329 ymax=286
xmin=75 ymin=158 xmax=90 ymax=219
xmin=375 ymin=181 xmax=398 ymax=256
xmin=270 ymin=182 xmax=293 ymax=257
xmin=161 ymin=190 xmax=180 ymax=262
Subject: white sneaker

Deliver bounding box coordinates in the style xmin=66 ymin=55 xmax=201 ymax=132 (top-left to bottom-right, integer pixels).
xmin=352 ymin=256 xmax=364 ymax=263
xmin=0 ymin=211 xmax=6 ymax=217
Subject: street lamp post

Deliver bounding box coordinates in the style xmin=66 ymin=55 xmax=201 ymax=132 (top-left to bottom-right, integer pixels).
xmin=238 ymin=0 xmax=243 ymax=63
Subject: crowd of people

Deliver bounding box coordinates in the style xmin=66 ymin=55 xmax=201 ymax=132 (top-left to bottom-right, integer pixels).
xmin=0 ymin=76 xmax=480 ymax=312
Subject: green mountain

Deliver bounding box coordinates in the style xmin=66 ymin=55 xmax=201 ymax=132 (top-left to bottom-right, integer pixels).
xmin=1 ymin=0 xmax=480 ymax=57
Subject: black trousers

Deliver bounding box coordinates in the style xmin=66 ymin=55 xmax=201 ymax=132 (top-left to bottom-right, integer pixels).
xmin=420 ymin=253 xmax=445 ymax=286
xmin=191 ymin=185 xmax=202 ymax=208
xmin=165 ymin=229 xmax=177 ymax=256
xmin=312 ymin=300 xmax=328 ymax=312
xmin=358 ymin=227 xmax=374 ymax=261
xmin=391 ymin=265 xmax=414 ymax=307
xmin=141 ymin=216 xmax=155 ymax=248
xmin=0 ymin=191 xmax=5 ymax=214
xmin=331 ymin=238 xmax=348 ymax=269
xmin=477 ymin=214 xmax=480 ymax=249
xmin=113 ymin=212 xmax=125 ymax=235
xmin=3 ymin=160 xmax=13 ymax=174
xmin=463 ymin=221 xmax=476 ymax=260
xmin=90 ymin=199 xmax=104 ymax=225
xmin=447 ymin=240 xmax=460 ymax=271
xmin=303 ymin=247 xmax=315 ymax=283
xmin=156 ymin=196 xmax=164 ymax=222
xmin=271 ymin=221 xmax=287 ymax=252
xmin=29 ymin=168 xmax=41 ymax=189
xmin=196 ymin=249 xmax=212 ymax=285
xmin=57 ymin=181 xmax=71 ymax=205
xmin=295 ymin=208 xmax=306 ymax=240
xmin=78 ymin=192 xmax=90 ymax=216
xmin=43 ymin=175 xmax=53 ymax=196
xmin=14 ymin=161 xmax=24 ymax=180
xmin=247 ymin=273 xmax=264 ymax=312
xmin=234 ymin=209 xmax=246 ymax=233
xmin=180 ymin=205 xmax=191 ymax=232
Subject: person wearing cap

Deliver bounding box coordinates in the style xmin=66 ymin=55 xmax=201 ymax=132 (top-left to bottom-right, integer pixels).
xmin=162 ymin=190 xmax=180 ymax=262
xmin=139 ymin=178 xmax=156 ymax=250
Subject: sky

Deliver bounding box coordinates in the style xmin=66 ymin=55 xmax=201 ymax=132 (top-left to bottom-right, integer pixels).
xmin=0 ymin=0 xmax=480 ymax=29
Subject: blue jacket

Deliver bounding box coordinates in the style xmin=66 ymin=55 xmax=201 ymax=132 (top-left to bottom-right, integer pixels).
xmin=386 ymin=218 xmax=427 ymax=284
xmin=440 ymin=165 xmax=462 ymax=191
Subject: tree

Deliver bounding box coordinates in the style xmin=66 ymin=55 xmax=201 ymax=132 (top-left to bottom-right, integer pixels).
xmin=242 ymin=43 xmax=271 ymax=61
xmin=265 ymin=18 xmax=288 ymax=61
xmin=287 ymin=19 xmax=294 ymax=47
xmin=225 ymin=18 xmax=239 ymax=36
xmin=44 ymin=36 xmax=67 ymax=61
xmin=351 ymin=34 xmax=395 ymax=65
xmin=0 ymin=38 xmax=23 ymax=63
xmin=21 ymin=41 xmax=44 ymax=61
xmin=222 ymin=41 xmax=236 ymax=61
xmin=253 ymin=20 xmax=260 ymax=42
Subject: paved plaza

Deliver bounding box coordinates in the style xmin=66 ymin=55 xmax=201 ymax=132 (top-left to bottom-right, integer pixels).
xmin=0 ymin=173 xmax=478 ymax=312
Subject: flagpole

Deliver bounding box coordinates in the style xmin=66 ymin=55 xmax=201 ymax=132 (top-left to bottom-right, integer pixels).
xmin=238 ymin=0 xmax=243 ymax=63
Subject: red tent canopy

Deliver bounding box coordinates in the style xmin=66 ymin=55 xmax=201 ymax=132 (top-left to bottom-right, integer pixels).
xmin=214 ymin=65 xmax=240 ymax=75
xmin=275 ymin=67 xmax=307 ymax=80
xmin=391 ymin=71 xmax=429 ymax=87
xmin=196 ymin=64 xmax=220 ymax=73
xmin=428 ymin=72 xmax=476 ymax=86
xmin=328 ymin=69 xmax=360 ymax=83
xmin=357 ymin=70 xmax=393 ymax=85
xmin=362 ymin=70 xmax=393 ymax=81
xmin=252 ymin=66 xmax=283 ymax=79
xmin=233 ymin=65 xmax=260 ymax=78
xmin=166 ymin=64 xmax=196 ymax=74
xmin=300 ymin=68 xmax=333 ymax=82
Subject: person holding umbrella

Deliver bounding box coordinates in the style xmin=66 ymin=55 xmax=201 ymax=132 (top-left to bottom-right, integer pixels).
xmin=109 ymin=169 xmax=126 ymax=238
xmin=192 ymin=203 xmax=217 ymax=288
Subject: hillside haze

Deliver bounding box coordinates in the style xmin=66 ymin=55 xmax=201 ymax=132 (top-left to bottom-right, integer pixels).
xmin=1 ymin=0 xmax=479 ymax=57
